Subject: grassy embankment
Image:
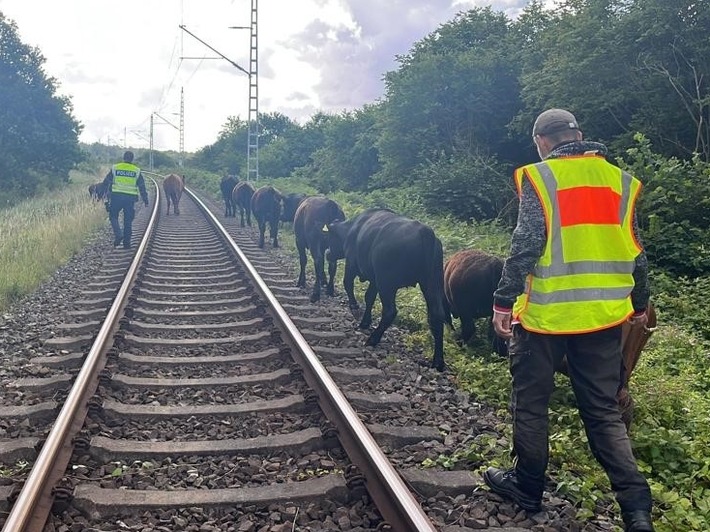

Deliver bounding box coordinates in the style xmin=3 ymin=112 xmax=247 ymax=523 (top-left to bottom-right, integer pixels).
xmin=0 ymin=170 xmax=109 ymax=311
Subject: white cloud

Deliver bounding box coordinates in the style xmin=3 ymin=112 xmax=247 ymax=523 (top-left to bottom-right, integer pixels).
xmin=0 ymin=0 xmax=531 ymax=152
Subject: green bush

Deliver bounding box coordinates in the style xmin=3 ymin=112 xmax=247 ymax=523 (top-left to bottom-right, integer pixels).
xmin=415 ymin=151 xmax=516 ymax=222
xmin=620 ymin=134 xmax=710 ymax=276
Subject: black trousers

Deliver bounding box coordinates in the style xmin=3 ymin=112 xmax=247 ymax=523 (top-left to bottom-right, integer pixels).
xmin=108 ymin=194 xmax=136 ymax=247
xmin=508 ymin=324 xmax=652 ymax=513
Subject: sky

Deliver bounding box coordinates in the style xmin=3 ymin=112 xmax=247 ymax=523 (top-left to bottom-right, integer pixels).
xmin=0 ymin=0 xmax=531 ymax=153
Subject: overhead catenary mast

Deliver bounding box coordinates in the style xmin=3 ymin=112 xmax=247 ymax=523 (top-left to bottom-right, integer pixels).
xmin=180 ymin=0 xmax=258 ymax=180
xmin=246 ymin=0 xmax=259 ymax=181
xmin=179 ymin=87 xmax=185 ymax=167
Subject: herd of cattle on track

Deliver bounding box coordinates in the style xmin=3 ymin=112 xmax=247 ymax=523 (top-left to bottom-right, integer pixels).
xmin=89 ymin=172 xmax=657 ymax=426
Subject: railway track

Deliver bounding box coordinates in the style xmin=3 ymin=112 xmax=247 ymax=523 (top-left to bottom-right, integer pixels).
xmin=0 ymin=182 xmax=474 ymax=532
xmin=0 ymin=179 xmax=606 ymax=532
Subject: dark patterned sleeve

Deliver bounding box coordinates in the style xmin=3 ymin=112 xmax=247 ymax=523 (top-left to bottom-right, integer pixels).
xmin=493 ymin=178 xmax=546 ymax=310
xmin=630 ymin=212 xmax=650 ymax=312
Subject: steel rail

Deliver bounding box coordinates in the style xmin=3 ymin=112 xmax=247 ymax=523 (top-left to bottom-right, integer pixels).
xmin=2 ymin=181 xmax=162 ymax=532
xmin=188 ymin=188 xmax=438 ymax=532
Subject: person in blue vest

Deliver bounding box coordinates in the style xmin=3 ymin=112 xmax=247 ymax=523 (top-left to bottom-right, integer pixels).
xmin=486 ymin=109 xmax=654 ymax=532
xmin=102 ymin=151 xmax=149 ymax=249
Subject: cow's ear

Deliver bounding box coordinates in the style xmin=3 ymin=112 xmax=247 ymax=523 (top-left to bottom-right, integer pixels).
xmin=327 ymin=221 xmax=346 ymax=239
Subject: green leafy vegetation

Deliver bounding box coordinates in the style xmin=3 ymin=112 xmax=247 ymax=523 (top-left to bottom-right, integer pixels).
xmin=0 ymin=13 xmax=83 ymax=206
xmin=0 ymin=171 xmax=108 ymax=310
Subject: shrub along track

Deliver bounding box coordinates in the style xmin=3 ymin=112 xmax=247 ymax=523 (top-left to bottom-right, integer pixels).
xmin=0 ymin=184 xmax=620 ymax=532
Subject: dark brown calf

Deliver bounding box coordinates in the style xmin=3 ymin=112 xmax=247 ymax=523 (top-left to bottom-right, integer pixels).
xmin=444 ymin=249 xmax=504 ymax=351
xmin=88 ymin=182 xmax=107 ymax=201
xmin=293 ymin=196 xmax=345 ymax=302
xmin=163 ymin=174 xmax=185 ymax=215
xmin=220 ymin=175 xmax=239 ymax=217
xmin=250 ymin=185 xmax=283 ymax=248
xmin=232 ymin=181 xmax=255 ymax=228
xmin=282 ymin=193 xmax=307 ymax=223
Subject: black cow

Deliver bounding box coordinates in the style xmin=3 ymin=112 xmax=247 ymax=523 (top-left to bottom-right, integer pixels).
xmin=328 ymin=208 xmax=447 ymax=371
xmin=444 ymin=249 xmax=506 ymax=354
xmin=250 ymin=185 xmax=283 ymax=248
xmin=232 ymin=181 xmax=255 ymax=227
xmin=294 ymin=196 xmax=345 ymax=303
xmin=281 ymin=193 xmax=307 ymax=223
xmin=220 ymin=175 xmax=239 ymax=217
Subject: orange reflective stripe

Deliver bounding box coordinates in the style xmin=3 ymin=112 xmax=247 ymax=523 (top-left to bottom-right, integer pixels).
xmin=557 ymin=186 xmax=621 ymax=226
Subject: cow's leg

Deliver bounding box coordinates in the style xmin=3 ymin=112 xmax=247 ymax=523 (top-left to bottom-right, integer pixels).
xmin=325 ymin=258 xmax=337 ymax=296
xmin=257 ymin=218 xmax=266 ymax=248
xmin=427 ymin=306 xmax=445 ymax=372
xmin=166 ymin=197 xmax=171 ymax=215
xmin=246 ymin=207 xmax=252 ymax=227
xmin=296 ymin=241 xmax=308 ymax=288
xmin=359 ymin=283 xmax=378 ymax=329
xmin=367 ymin=285 xmax=396 ymax=346
xmin=270 ymin=217 xmax=279 ymax=247
xmin=343 ymin=262 xmax=360 ymax=314
xmin=174 ymin=196 xmax=180 ymax=215
xmin=310 ymin=245 xmax=323 ymax=303
xmin=460 ymin=316 xmax=475 ymax=345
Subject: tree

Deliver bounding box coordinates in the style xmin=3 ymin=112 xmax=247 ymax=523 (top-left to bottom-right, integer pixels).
xmin=0 ymin=12 xmax=83 ymax=202
xmin=297 ymin=106 xmax=381 ymax=192
xmin=515 ymin=0 xmax=710 ymax=160
xmin=375 ymin=8 xmax=525 ymax=186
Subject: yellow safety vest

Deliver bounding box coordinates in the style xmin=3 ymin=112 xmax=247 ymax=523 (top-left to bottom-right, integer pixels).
xmin=111 ymin=162 xmax=141 ymax=196
xmin=512 ymin=154 xmax=642 ymax=333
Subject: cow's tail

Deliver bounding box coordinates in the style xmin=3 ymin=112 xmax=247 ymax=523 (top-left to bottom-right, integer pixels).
xmin=421 ymin=228 xmax=448 ymax=371
xmin=422 ymin=231 xmax=447 ymax=326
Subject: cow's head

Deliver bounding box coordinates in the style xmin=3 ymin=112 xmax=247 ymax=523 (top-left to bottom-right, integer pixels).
xmin=281 ymin=193 xmax=306 ymax=222
xmin=325 ymin=219 xmax=351 ymax=261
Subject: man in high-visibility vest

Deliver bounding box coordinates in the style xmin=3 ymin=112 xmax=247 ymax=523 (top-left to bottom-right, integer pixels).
xmin=102 ymin=151 xmax=149 ymax=249
xmin=486 ymin=109 xmax=654 ymax=532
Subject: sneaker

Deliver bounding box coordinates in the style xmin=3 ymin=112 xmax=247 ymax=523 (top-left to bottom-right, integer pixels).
xmin=483 ymin=467 xmax=542 ymax=512
xmin=622 ymin=510 xmax=654 ymax=532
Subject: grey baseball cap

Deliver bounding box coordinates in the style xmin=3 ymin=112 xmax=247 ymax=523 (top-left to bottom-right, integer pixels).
xmin=533 ymin=108 xmax=580 ymax=136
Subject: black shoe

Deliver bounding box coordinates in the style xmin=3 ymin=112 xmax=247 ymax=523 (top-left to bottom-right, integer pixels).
xmin=622 ymin=510 xmax=654 ymax=532
xmin=113 ymin=237 xmax=122 ymax=247
xmin=483 ymin=467 xmax=542 ymax=512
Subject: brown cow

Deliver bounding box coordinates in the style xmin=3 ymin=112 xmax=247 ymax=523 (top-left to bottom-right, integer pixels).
xmin=88 ymin=182 xmax=107 ymax=201
xmin=444 ymin=249 xmax=505 ymax=352
xmin=163 ymin=174 xmax=185 ymax=215
xmin=232 ymin=181 xmax=255 ymax=228
xmin=293 ymin=196 xmax=345 ymax=302
xmin=250 ymin=185 xmax=283 ymax=248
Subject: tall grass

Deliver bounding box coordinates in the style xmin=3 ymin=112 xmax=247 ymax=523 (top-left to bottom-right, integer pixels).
xmin=0 ymin=172 xmax=108 ymax=311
